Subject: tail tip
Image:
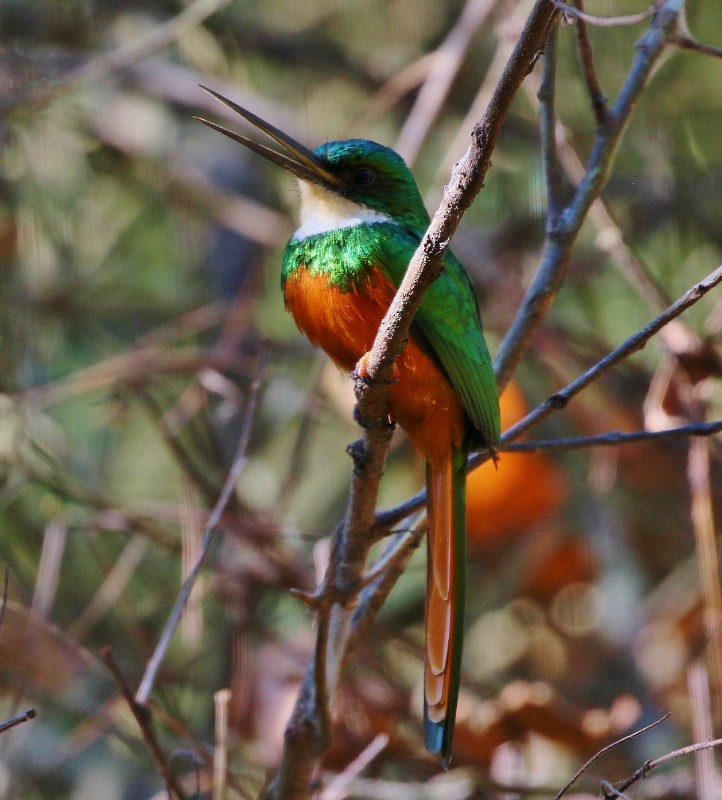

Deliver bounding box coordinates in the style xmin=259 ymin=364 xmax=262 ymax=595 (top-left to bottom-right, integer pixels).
xmin=423 ymin=709 xmax=453 ymax=769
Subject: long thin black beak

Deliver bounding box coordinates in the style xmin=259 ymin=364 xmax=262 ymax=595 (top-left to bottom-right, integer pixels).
xmin=196 ymin=85 xmax=347 ymax=193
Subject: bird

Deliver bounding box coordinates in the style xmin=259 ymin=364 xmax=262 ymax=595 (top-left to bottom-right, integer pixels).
xmin=197 ymin=86 xmax=500 ymax=766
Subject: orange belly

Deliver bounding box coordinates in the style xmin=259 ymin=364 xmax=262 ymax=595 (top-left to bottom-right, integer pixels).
xmin=283 ymin=266 xmax=466 ymax=464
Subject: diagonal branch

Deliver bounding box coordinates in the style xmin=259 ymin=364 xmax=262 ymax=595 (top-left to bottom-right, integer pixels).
xmin=263 ymin=3 xmax=561 ymax=798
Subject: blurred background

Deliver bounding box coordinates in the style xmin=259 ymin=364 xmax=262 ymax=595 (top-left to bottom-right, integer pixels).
xmin=1 ymin=0 xmax=722 ymax=797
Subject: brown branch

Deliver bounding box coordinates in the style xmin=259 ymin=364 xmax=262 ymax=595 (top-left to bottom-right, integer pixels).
xmin=674 ymin=34 xmax=722 ymax=60
xmin=572 ymin=0 xmax=609 ymax=124
xmin=688 ymin=434 xmax=722 ymax=715
xmin=101 ymin=646 xmax=188 ymax=800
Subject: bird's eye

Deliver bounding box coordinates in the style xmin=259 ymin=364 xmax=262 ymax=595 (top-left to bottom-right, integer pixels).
xmin=354 ymin=167 xmax=376 ymax=187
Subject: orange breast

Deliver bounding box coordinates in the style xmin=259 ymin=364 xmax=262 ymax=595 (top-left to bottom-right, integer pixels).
xmin=283 ymin=265 xmax=466 ymax=464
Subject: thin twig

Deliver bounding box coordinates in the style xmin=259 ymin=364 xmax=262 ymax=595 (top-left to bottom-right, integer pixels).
xmin=674 ymin=35 xmax=722 ymax=59
xmin=0 ymin=709 xmax=36 ymax=735
xmin=505 ymin=420 xmax=722 ymax=452
xmin=687 ymin=662 xmax=718 ymax=800
xmin=550 ymin=0 xmax=654 ymax=27
xmin=556 ymin=713 xmax=670 ymax=799
xmin=101 ymin=647 xmax=188 ymax=800
xmin=572 ymin=0 xmax=609 ymax=124
xmin=688 ymin=433 xmax=722 ymax=714
xmin=616 ymin=735 xmax=722 ymax=793
xmin=320 ymin=734 xmax=390 ymax=800
xmin=135 ymin=352 xmax=267 ymax=707
xmin=498 ymin=264 xmax=722 ymax=450
xmin=538 ymin=26 xmax=564 ymax=219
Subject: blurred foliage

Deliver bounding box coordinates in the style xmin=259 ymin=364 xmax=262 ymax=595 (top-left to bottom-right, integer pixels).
xmin=1 ymin=0 xmax=722 ymax=798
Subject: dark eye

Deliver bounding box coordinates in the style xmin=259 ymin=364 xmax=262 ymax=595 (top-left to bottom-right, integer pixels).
xmin=354 ymin=167 xmax=376 ymax=186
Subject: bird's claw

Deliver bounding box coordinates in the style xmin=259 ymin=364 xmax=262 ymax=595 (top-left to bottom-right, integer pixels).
xmin=354 ymin=352 xmax=400 ymax=384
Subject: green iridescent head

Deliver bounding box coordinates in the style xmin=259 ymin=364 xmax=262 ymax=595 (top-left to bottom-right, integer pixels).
xmin=310 ymin=139 xmax=428 ymax=226
xmin=196 ymin=86 xmax=429 ymax=228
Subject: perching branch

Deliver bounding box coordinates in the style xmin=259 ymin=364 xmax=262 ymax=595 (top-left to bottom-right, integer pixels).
xmin=263 ymin=3 xmax=560 ymax=799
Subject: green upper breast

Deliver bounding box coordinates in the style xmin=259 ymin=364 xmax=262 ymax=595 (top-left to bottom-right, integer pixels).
xmin=281 ymin=221 xmax=500 ymax=448
xmin=281 ymin=223 xmax=398 ymax=293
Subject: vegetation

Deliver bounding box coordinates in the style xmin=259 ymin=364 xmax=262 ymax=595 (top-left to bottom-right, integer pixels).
xmin=1 ymin=0 xmax=722 ymax=798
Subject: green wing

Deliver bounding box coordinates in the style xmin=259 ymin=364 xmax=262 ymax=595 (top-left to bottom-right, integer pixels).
xmin=377 ymin=225 xmax=500 ymax=448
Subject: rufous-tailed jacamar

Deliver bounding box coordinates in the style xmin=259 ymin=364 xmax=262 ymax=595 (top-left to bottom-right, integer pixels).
xmin=197 ymin=86 xmax=500 ymax=766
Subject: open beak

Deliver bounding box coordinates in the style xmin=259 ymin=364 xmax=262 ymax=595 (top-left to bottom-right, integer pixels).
xmin=196 ymin=85 xmax=347 ymax=193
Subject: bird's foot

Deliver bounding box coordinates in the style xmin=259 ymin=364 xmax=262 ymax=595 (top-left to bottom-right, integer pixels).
xmin=354 ymin=352 xmax=400 ymax=384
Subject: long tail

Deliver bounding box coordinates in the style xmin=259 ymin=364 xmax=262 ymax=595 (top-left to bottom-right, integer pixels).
xmin=423 ymin=443 xmax=467 ymax=768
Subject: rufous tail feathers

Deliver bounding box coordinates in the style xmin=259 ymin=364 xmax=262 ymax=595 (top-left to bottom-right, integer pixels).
xmin=423 ymin=446 xmax=467 ymax=768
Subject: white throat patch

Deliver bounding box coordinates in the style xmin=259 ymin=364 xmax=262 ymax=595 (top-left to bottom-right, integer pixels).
xmin=293 ymin=181 xmax=392 ymax=240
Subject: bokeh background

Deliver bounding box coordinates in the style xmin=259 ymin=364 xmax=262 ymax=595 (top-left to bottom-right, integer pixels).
xmin=1 ymin=0 xmax=722 ymax=797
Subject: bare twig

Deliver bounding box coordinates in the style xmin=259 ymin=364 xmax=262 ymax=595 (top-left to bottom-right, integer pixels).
xmin=687 ymin=662 xmax=719 ymax=800
xmin=538 ymin=26 xmax=564 ymax=219
xmin=101 ymin=647 xmax=188 ymax=800
xmin=498 ymin=264 xmax=722 ymax=449
xmin=550 ymin=0 xmax=654 ymax=27
xmin=0 ymin=709 xmax=36 ymax=735
xmin=320 ymin=734 xmax=390 ymax=800
xmin=212 ymin=689 xmax=232 ymax=800
xmin=505 ymin=420 xmax=722 ymax=452
xmin=556 ymin=713 xmax=670 ymax=798
xmin=688 ymin=433 xmax=722 ymax=714
xmin=374 ymin=264 xmax=722 ymax=532
xmin=572 ymin=0 xmax=609 ymax=123
xmin=674 ymin=35 xmax=722 ymax=60
xmin=135 ymin=353 xmax=267 ymax=707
